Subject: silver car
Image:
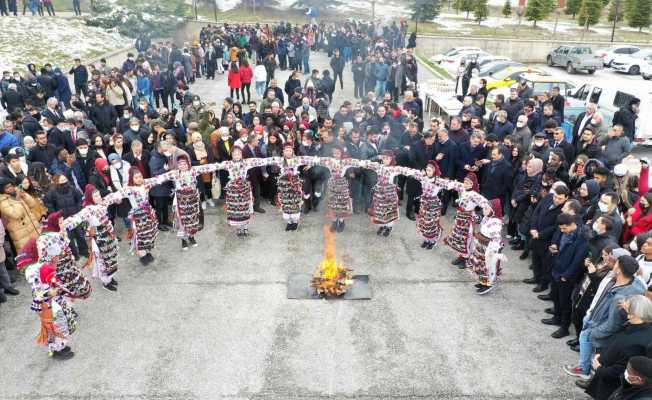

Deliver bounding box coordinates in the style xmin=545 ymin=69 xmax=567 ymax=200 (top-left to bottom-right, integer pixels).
xmin=546 ymin=46 xmax=603 ymax=74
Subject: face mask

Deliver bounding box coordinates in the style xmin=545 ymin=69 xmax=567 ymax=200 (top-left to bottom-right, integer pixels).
xmin=78 ymin=148 xmax=88 ymax=156
xmin=629 ymin=239 xmax=638 ymax=252
xmin=462 ymin=116 xmax=470 ymax=122
xmin=163 ymin=151 xmax=171 ymax=157
xmin=302 ymin=141 xmax=310 ymax=147
xmin=193 ymin=101 xmax=200 ymax=107
xmin=303 ymin=105 xmax=309 ymax=110
xmin=355 ymin=117 xmax=363 ymax=122
xmin=124 ymin=113 xmax=130 ymax=119
xmin=516 ymin=122 xmax=525 ymax=128
xmin=592 ymin=221 xmax=600 ymax=234
xmin=130 ymin=125 xmax=140 ymax=131
xmin=534 ymin=141 xmax=544 ymax=147
xmin=591 ymin=119 xmax=598 ymax=125
xmin=624 ymin=370 xmax=632 ymax=384
xmin=598 ymin=201 xmax=609 ymax=212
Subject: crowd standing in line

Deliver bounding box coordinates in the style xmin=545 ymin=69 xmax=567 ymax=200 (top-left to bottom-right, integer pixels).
xmin=1 ymin=18 xmax=652 ymax=398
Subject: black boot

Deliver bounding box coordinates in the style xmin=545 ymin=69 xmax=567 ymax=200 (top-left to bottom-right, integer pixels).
xmin=286 ymin=223 xmax=292 ymax=231
xmin=383 ymin=227 xmax=392 ymax=237
xmin=188 ymin=237 xmax=198 ymax=247
xmin=181 ymin=239 xmax=189 ymax=251
xmin=312 ymin=196 xmax=320 ymax=211
xmin=303 ymin=198 xmax=311 ymax=214
xmin=376 ymin=227 xmax=384 ymax=236
xmin=406 ymin=209 xmax=416 ymax=221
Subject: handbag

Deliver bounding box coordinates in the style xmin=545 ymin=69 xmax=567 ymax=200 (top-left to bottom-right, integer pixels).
xmin=211 ymin=173 xmax=221 ymax=199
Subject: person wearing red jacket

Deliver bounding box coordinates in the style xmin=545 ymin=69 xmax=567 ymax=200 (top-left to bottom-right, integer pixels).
xmin=625 ymin=192 xmax=652 ymax=243
xmin=227 ymin=62 xmax=241 ymax=101
xmin=239 ymin=60 xmax=253 ymax=104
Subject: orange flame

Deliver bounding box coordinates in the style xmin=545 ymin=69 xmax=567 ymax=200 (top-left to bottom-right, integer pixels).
xmin=320 ymin=225 xmax=338 ymax=280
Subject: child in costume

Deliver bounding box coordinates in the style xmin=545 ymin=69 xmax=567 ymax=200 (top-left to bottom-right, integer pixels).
xmin=37 ymin=211 xmax=92 ymax=300
xmin=362 ymin=151 xmax=400 ymax=237
xmin=276 ymin=143 xmax=303 ymax=231
xmin=122 ymin=167 xmax=164 ymax=265
xmin=444 ymin=172 xmax=491 ymax=268
xmin=62 ymin=185 xmax=122 ymax=291
xmin=467 ymin=199 xmax=506 ymax=295
xmin=222 ymin=146 xmax=273 ymax=237
xmin=321 ymin=146 xmax=359 ymax=233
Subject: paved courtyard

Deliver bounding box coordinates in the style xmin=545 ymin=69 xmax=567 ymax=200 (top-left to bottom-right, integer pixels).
xmin=0 ymin=49 xmax=585 ymax=399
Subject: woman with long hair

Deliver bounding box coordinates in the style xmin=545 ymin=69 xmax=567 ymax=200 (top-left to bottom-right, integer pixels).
xmin=227 ymin=62 xmax=241 ymax=101
xmin=239 ymin=59 xmax=253 ymax=103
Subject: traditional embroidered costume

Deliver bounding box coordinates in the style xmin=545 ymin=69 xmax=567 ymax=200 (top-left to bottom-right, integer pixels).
xmin=123 ymin=168 xmax=162 ymax=265
xmin=363 ymin=152 xmax=400 ymax=237
xmin=320 ymin=150 xmax=358 ymax=233
xmin=468 ymin=199 xmax=505 ymax=295
xmin=277 ymin=146 xmax=303 ymax=231
xmin=37 ymin=212 xmax=91 ymax=300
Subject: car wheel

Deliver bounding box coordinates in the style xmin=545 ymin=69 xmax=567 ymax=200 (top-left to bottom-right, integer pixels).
xmin=587 ymin=69 xmax=595 ymax=74
xmin=567 ymin=63 xmax=574 ymax=74
xmin=643 ymin=74 xmax=652 ymax=80
xmin=629 ymin=65 xmax=640 ymax=75
xmin=547 ymin=56 xmax=554 ymax=67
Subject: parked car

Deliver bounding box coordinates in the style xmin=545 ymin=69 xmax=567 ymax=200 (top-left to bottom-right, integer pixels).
xmin=595 ymin=45 xmax=641 ymax=67
xmin=477 ymin=60 xmax=523 ymax=77
xmin=439 ymin=50 xmax=492 ymax=74
xmin=641 ymin=56 xmax=652 ymax=80
xmin=429 ymin=47 xmax=482 ymax=64
xmin=567 ymin=82 xmax=652 ymax=146
xmin=484 ymin=66 xmax=545 ymax=91
xmin=475 ymin=55 xmax=511 ymax=68
xmin=546 ymin=45 xmax=603 ymax=74
xmin=611 ymin=49 xmax=652 ymax=75
xmin=487 ymin=73 xmax=577 ymax=105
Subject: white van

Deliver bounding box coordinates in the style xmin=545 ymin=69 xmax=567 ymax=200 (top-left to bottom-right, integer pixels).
xmin=567 ymin=82 xmax=652 ymax=146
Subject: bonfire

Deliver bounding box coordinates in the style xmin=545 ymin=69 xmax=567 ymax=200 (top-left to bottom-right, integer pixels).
xmin=311 ymin=225 xmax=353 ymax=297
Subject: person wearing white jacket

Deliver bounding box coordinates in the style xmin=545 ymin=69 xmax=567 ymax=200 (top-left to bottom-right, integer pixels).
xmin=254 ymin=62 xmax=267 ymax=99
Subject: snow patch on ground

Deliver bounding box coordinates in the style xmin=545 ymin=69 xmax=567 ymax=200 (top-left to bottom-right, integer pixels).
xmin=435 ymin=12 xmax=633 ymax=36
xmin=0 ymin=16 xmax=130 ymax=72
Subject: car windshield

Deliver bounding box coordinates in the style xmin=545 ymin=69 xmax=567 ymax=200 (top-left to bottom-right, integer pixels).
xmin=445 ymin=49 xmax=459 ymax=56
xmin=634 ymin=51 xmax=652 ymax=59
xmin=571 ymin=47 xmax=592 ymax=55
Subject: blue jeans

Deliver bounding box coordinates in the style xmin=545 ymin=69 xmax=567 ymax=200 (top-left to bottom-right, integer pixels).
xmin=579 ymin=316 xmax=594 ymax=374
xmin=302 ymin=55 xmax=310 ymax=74
xmin=255 ymin=81 xmax=266 ymax=98
xmin=375 ymin=80 xmax=386 ymax=101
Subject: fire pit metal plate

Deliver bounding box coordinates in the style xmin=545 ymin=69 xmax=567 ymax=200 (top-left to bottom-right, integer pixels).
xmin=287 ymin=273 xmax=372 ymax=300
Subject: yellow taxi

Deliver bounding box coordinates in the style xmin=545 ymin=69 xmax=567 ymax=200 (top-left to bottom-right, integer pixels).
xmin=484 ymin=66 xmax=546 ymax=91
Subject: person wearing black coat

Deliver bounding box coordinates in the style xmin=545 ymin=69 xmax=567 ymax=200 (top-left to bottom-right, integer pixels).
xmin=18 ymin=112 xmax=41 ymax=138
xmin=405 ymin=133 xmax=437 ymax=220
xmin=68 ymin=60 xmax=88 ymax=99
xmin=28 ymin=131 xmax=57 ymax=167
xmin=148 ymin=142 xmax=173 ymax=229
xmin=585 ymin=305 xmax=652 ymax=400
xmin=1 ymin=85 xmax=23 ymax=114
xmin=242 ymin=136 xmax=266 ymax=213
xmin=43 ymin=119 xmax=75 ymax=153
xmin=434 ymin=128 xmax=458 ymax=215
xmin=525 ymin=186 xmax=569 ymax=292
xmin=330 ymin=49 xmax=345 ymax=91
xmin=44 ymin=174 xmax=88 ymax=258
xmin=455 ymin=133 xmax=487 ymax=181
xmin=480 ymin=147 xmax=512 ymax=204
xmin=89 ymin=93 xmax=117 ymax=135
xmin=612 ymin=99 xmax=639 ymax=141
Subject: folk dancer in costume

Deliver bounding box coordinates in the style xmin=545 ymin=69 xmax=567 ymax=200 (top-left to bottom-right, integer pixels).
xmin=37 ymin=211 xmax=92 ymax=300
xmin=21 ymin=237 xmax=78 ymax=360
xmin=62 ymin=185 xmax=123 ymax=291
xmin=403 ymin=161 xmax=459 ymax=249
xmin=222 ymin=147 xmax=273 ymax=237
xmin=168 ymin=154 xmax=225 ymax=250
xmin=34 ymin=262 xmax=78 ymax=360
xmin=320 ymin=147 xmax=360 ymax=233
xmin=276 ymin=143 xmax=304 ymax=231
xmin=122 ymin=167 xmax=164 ymax=265
xmin=467 ymin=199 xmax=506 ymax=295
xmin=361 ymin=150 xmax=400 ymax=237
xmin=444 ymin=172 xmax=492 ymax=268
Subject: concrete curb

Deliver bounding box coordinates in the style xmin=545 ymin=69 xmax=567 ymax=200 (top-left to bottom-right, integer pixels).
xmin=414 ymin=52 xmax=449 ymax=81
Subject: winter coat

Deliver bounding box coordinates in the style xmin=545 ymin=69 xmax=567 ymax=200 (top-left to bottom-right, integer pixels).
xmin=0 ymin=191 xmax=41 ymax=250
xmin=148 ymin=150 xmax=172 ymax=197
xmin=551 ymin=229 xmax=588 ymax=283
xmin=434 ymin=139 xmax=457 ymax=179
xmin=600 ymin=136 xmax=632 ymax=168
xmin=587 ymin=323 xmax=652 ymax=400
xmin=89 ymin=102 xmax=117 ymax=135
xmin=239 ymin=65 xmax=253 ymax=84
xmin=228 ymin=70 xmax=241 ymax=89
xmin=612 ymin=107 xmax=637 ymax=138
xmin=480 ymin=159 xmax=512 ymax=201
xmin=490 ymin=120 xmax=514 ymax=141
xmin=44 ymin=183 xmax=82 ymax=217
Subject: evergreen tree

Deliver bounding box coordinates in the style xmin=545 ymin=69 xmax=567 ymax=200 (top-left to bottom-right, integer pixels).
xmin=577 ymin=0 xmax=603 ymax=27
xmin=525 ymin=0 xmax=555 ymax=26
xmin=565 ymin=0 xmax=581 ymax=17
xmin=474 ymin=0 xmax=489 ymax=22
xmin=453 ymin=0 xmax=475 ymax=18
xmin=625 ymin=0 xmax=652 ymax=30
xmin=502 ymin=0 xmax=512 ymax=17
xmin=410 ymin=0 xmax=442 ymax=20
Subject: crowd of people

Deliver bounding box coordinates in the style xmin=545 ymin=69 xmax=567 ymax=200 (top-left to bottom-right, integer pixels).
xmin=0 ymin=0 xmax=78 ymax=17
xmin=0 ymin=16 xmax=651 ymax=399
